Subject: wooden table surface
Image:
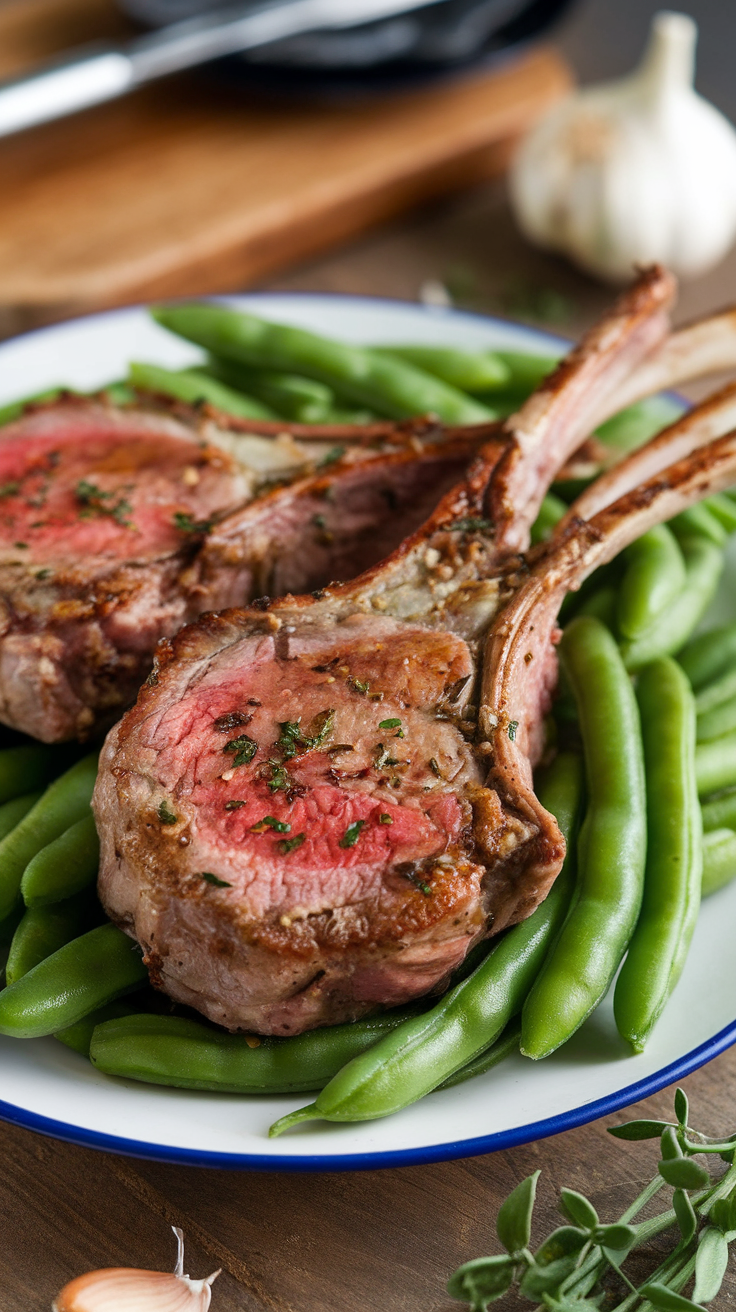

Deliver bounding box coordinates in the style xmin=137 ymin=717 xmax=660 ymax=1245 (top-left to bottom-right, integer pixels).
xmin=5 ymin=72 xmax=736 ymax=1311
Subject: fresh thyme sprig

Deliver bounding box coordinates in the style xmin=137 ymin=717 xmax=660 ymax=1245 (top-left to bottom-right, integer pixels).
xmin=447 ymin=1089 xmax=736 ymax=1312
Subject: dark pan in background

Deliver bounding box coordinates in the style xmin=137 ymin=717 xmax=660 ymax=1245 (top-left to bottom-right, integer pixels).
xmin=117 ymin=0 xmax=576 ymax=95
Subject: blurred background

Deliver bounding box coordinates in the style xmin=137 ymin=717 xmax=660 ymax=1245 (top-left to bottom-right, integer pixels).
xmin=1 ymin=0 xmax=735 ymax=340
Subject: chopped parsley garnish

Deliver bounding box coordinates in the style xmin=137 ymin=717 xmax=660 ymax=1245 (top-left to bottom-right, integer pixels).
xmin=428 ymin=758 xmax=441 ymax=777
xmin=201 ymin=872 xmax=232 ymax=887
xmin=379 ymin=813 xmax=393 ymax=825
xmin=348 ymin=677 xmax=370 ymax=696
xmin=0 ymin=482 xmax=20 ymax=499
xmin=402 ymin=868 xmax=432 ymax=896
xmin=35 ymin=568 xmax=52 ymax=581
xmin=449 ymin=517 xmax=493 ymax=532
xmin=172 ymin=510 xmax=215 ymax=535
xmin=13 ymin=542 xmax=28 ymax=549
xmin=266 ymin=760 xmax=293 ymax=792
xmin=339 ymin=820 xmax=366 ymax=849
xmin=158 ymin=800 xmax=178 ymax=825
xmin=76 ymin=479 xmax=133 ymax=527
xmin=223 ymin=734 xmax=257 ymax=767
xmin=508 ymin=720 xmax=519 ymax=742
xmin=379 ymin=718 xmax=402 ymax=729
xmin=278 ymin=832 xmax=306 ymax=855
xmin=374 ymin=743 xmax=399 ymax=770
xmin=251 ymin=815 xmax=291 ymax=834
xmin=224 ymin=799 xmax=246 ymax=811
xmin=312 ymin=513 xmax=327 ymax=529
xmin=318 ymin=445 xmax=346 ymax=468
xmin=277 ymin=709 xmax=335 ymax=760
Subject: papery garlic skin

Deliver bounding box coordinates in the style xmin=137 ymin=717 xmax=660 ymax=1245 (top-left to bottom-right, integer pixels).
xmin=510 ymin=11 xmax=736 ymax=282
xmin=53 ymin=1231 xmax=219 ymax=1312
xmin=53 ymin=1268 xmax=217 ymax=1312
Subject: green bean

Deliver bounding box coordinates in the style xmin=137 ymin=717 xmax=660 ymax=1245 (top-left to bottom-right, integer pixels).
xmin=616 ymin=526 xmax=686 ymax=642
xmin=90 ymin=1006 xmax=423 ymax=1093
xmin=701 ymin=787 xmax=736 ymax=833
xmin=531 ymin=492 xmax=568 ymax=544
xmin=678 ymin=621 xmax=736 ymax=690
xmin=21 ymin=812 xmax=100 ymax=908
xmin=492 ymin=351 xmax=560 ymax=392
xmin=5 ymin=891 xmax=95 ymax=985
xmin=0 ymin=388 xmax=65 ymax=426
xmin=151 ymin=304 xmax=494 ymax=424
xmin=697 ymin=693 xmax=736 ymax=743
xmin=621 ymin=536 xmax=725 ymax=673
xmin=0 ymin=743 xmax=70 ymax=806
xmin=701 ymin=829 xmax=736 ymax=897
xmin=0 ymin=923 xmax=146 ymax=1038
xmin=670 ymin=504 xmax=728 ymax=547
xmin=269 ymin=753 xmax=583 ymax=1134
xmin=128 ymin=362 xmax=277 ymax=420
xmin=434 ymin=1019 xmax=521 ymax=1091
xmin=205 ymin=356 xmax=336 ymax=423
xmin=576 ymin=585 xmax=618 ymax=628
xmin=55 ymin=999 xmax=144 ymax=1057
xmin=0 ymin=753 xmax=98 ymax=923
xmin=703 ymin=492 xmax=736 ymax=535
xmin=696 ymin=731 xmax=736 ymax=797
xmin=522 ymin=618 xmax=646 ymax=1060
xmin=595 ymin=395 xmax=685 ymax=454
xmin=372 ymin=345 xmax=510 ymax=392
xmin=0 ymin=792 xmax=42 ymax=844
xmin=694 ymin=667 xmax=736 ymax=715
xmin=613 ymin=659 xmax=701 ymax=1052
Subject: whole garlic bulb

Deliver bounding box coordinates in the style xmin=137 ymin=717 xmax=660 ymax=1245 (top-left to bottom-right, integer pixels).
xmin=510 ymin=11 xmax=736 ymax=281
xmin=53 ymin=1228 xmax=220 ymax=1312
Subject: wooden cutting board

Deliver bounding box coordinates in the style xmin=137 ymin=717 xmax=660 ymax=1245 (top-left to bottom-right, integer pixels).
xmin=0 ymin=0 xmax=572 ymax=336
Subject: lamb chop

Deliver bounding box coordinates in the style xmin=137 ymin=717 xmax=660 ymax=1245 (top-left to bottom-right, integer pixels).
xmin=3 ymin=273 xmax=736 ymax=744
xmin=97 ymin=269 xmax=736 ymax=1038
xmin=0 ymin=394 xmax=479 ymax=742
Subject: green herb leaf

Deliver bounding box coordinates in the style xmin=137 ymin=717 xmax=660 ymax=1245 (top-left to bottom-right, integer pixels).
xmin=508 ymin=721 xmax=519 ymax=742
xmin=532 ymin=1226 xmax=588 ymax=1267
xmin=339 ymin=820 xmax=366 ymax=849
xmin=559 ymin=1189 xmax=598 ymax=1232
xmin=596 ymin=1223 xmax=636 ymax=1252
xmin=158 ymin=800 xmax=178 ymax=825
xmin=201 ymin=872 xmax=231 ymax=887
xmin=693 ymin=1227 xmax=730 ymax=1304
xmin=172 ymin=510 xmax=215 ymax=534
xmin=348 ymin=677 xmax=370 ymax=695
xmin=374 ymin=743 xmax=399 ymax=770
xmin=518 ymin=1256 xmax=579 ymax=1302
xmin=428 ymin=757 xmax=442 ymax=777
xmin=0 ymin=481 xmax=20 ymax=498
xmin=379 ymin=813 xmax=393 ymax=825
xmin=318 ymin=445 xmax=346 ymax=468
xmin=251 ymin=816 xmax=291 ymax=834
xmin=266 ymin=761 xmax=292 ymax=792
xmin=608 ymin=1119 xmax=673 ymax=1140
xmin=673 ymin=1189 xmax=697 ymax=1245
xmin=279 ymin=833 xmax=306 ymax=855
xmin=658 ymin=1157 xmax=710 ymax=1189
xmin=379 ymin=718 xmax=402 ymax=729
xmin=447 ymin=1256 xmax=515 ymax=1310
xmin=224 ymin=734 xmax=257 ymax=767
xmin=224 ymin=799 xmax=246 ymax=811
xmin=496 ymin=1170 xmax=540 ymax=1255
xmin=449 ymin=517 xmax=493 ymax=532
xmin=674 ymin=1088 xmax=690 ymax=1127
xmin=639 ymin=1283 xmax=706 ymax=1312
xmin=660 ymin=1126 xmax=683 ymax=1160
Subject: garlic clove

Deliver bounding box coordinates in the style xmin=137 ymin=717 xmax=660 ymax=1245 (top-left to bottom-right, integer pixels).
xmin=53 ymin=1267 xmax=219 ymax=1311
xmin=53 ymin=1229 xmax=220 ymax=1312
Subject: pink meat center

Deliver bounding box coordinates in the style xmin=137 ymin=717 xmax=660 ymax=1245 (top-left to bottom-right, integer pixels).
xmin=0 ymin=421 xmax=236 ymax=565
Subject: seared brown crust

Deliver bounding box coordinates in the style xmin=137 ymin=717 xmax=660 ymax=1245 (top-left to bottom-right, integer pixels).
xmin=96 ymin=269 xmax=683 ymax=1034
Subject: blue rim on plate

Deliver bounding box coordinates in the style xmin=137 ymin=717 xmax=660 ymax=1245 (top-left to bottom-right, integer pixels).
xmin=0 ymin=293 xmax=728 ymax=1171
xmin=1 ymin=1020 xmax=735 ymax=1171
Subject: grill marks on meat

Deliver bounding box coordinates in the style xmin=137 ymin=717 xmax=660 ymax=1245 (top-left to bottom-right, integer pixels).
xmin=97 ymin=267 xmax=690 ymax=1035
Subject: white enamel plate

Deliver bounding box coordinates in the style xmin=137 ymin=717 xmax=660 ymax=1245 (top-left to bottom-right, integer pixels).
xmin=0 ymin=294 xmax=734 ymax=1171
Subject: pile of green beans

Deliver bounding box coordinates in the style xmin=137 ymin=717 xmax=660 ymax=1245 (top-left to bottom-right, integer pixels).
xmin=2 ymin=316 xmax=736 ymax=1134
